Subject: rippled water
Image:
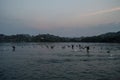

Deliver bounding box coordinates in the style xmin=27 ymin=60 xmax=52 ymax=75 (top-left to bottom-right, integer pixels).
xmin=0 ymin=43 xmax=120 ymax=80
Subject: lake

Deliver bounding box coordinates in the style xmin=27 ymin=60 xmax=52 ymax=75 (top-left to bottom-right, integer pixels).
xmin=0 ymin=43 xmax=120 ymax=80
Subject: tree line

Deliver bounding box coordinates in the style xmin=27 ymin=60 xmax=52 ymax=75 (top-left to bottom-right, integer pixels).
xmin=0 ymin=31 xmax=120 ymax=43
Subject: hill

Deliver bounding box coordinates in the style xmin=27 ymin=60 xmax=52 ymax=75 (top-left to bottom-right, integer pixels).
xmin=0 ymin=31 xmax=120 ymax=43
xmin=80 ymin=31 xmax=120 ymax=43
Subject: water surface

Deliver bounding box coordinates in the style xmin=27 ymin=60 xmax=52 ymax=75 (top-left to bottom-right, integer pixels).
xmin=0 ymin=43 xmax=120 ymax=80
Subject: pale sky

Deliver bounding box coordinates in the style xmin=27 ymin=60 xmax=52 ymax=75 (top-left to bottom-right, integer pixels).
xmin=0 ymin=0 xmax=120 ymax=37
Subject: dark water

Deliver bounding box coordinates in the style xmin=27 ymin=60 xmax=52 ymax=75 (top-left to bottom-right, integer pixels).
xmin=0 ymin=43 xmax=120 ymax=80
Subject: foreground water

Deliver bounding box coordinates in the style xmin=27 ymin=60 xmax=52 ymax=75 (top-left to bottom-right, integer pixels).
xmin=0 ymin=43 xmax=120 ymax=80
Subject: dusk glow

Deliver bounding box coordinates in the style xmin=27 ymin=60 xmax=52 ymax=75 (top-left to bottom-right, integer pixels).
xmin=0 ymin=0 xmax=120 ymax=36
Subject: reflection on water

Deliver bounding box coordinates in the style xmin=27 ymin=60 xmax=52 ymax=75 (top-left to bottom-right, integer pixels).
xmin=0 ymin=43 xmax=120 ymax=80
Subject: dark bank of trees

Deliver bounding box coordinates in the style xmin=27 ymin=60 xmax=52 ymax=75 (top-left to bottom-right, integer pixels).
xmin=80 ymin=31 xmax=120 ymax=43
xmin=0 ymin=34 xmax=72 ymax=42
xmin=0 ymin=34 xmax=31 ymax=42
xmin=0 ymin=31 xmax=120 ymax=43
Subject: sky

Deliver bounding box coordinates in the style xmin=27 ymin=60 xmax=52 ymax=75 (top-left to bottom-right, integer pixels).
xmin=0 ymin=0 xmax=120 ymax=37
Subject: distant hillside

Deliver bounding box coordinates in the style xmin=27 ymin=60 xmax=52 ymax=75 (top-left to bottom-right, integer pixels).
xmin=0 ymin=34 xmax=71 ymax=42
xmin=0 ymin=31 xmax=120 ymax=43
xmin=80 ymin=31 xmax=120 ymax=43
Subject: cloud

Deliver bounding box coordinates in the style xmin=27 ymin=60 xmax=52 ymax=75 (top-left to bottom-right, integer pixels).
xmin=82 ymin=7 xmax=120 ymax=17
xmin=65 ymin=7 xmax=120 ymax=27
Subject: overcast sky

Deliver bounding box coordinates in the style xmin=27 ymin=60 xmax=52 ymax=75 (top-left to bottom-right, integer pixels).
xmin=0 ymin=0 xmax=120 ymax=37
